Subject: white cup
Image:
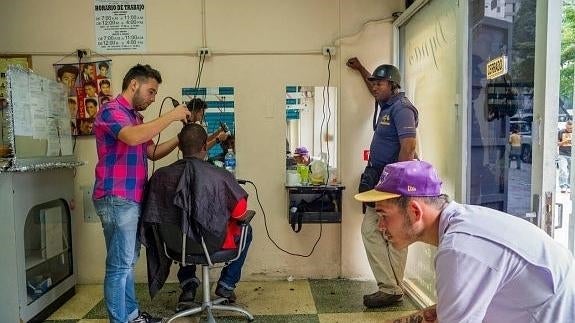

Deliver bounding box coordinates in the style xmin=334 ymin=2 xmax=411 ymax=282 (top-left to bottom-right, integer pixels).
xmin=286 ymin=171 xmax=300 ymax=186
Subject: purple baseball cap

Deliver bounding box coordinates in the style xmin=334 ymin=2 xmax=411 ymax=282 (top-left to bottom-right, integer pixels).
xmin=294 ymin=146 xmax=309 ymax=156
xmin=354 ymin=160 xmax=442 ymax=202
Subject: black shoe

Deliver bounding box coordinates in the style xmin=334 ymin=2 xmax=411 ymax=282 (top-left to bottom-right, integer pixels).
xmin=363 ymin=291 xmax=403 ymax=308
xmin=176 ymin=284 xmax=199 ymax=312
xmin=129 ymin=311 xmax=162 ymax=323
xmin=215 ymin=285 xmax=237 ymax=303
xmin=178 ymin=286 xmax=197 ymax=303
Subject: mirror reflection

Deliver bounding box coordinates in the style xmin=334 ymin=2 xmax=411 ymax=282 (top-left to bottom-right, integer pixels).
xmin=285 ymin=86 xmax=337 ymax=185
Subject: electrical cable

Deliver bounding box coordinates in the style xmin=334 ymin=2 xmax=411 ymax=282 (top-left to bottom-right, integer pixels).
xmin=191 ymin=52 xmax=207 ymax=126
xmin=194 ymin=52 xmax=206 ymax=94
xmin=151 ymin=96 xmax=178 ymax=173
xmin=244 ymin=179 xmax=322 ymax=257
xmin=261 ymin=48 xmax=335 ymax=257
xmin=151 ymin=51 xmax=207 ymax=172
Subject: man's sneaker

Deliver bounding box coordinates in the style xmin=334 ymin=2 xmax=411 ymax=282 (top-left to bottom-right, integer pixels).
xmin=129 ymin=311 xmax=162 ymax=323
xmin=363 ymin=291 xmax=403 ymax=308
xmin=215 ymin=285 xmax=237 ymax=303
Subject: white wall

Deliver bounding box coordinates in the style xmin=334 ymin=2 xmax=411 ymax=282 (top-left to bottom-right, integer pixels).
xmin=1 ymin=0 xmax=404 ymax=283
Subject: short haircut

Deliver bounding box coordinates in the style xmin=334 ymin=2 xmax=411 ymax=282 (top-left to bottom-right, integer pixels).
xmin=186 ymin=98 xmax=207 ymax=112
xmin=178 ymin=123 xmax=207 ymax=155
xmin=84 ymin=81 xmax=97 ymax=89
xmin=221 ymin=134 xmax=235 ymax=150
xmin=98 ymin=61 xmax=109 ymax=70
xmin=85 ymin=98 xmax=98 ymax=107
xmin=567 ymin=120 xmax=573 ymax=126
xmin=57 ymin=65 xmax=79 ymax=79
xmin=68 ymin=98 xmax=76 ymax=104
xmin=121 ymin=64 xmax=162 ymax=91
xmin=99 ymin=79 xmax=111 ymax=87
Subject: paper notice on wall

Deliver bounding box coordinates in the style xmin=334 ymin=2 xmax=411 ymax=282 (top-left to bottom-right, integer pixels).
xmin=46 ymin=118 xmax=60 ymax=156
xmin=60 ymin=136 xmax=73 ymax=156
xmin=29 ymin=75 xmax=49 ymax=139
xmin=9 ymin=70 xmax=34 ymax=136
xmin=46 ymin=137 xmax=60 ymax=157
xmin=94 ymin=0 xmax=147 ymax=53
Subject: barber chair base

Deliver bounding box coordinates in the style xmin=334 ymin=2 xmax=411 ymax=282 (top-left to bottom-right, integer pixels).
xmin=166 ymin=266 xmax=254 ymax=323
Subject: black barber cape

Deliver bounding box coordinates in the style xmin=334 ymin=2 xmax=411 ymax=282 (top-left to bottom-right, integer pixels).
xmin=140 ymin=157 xmax=248 ymax=298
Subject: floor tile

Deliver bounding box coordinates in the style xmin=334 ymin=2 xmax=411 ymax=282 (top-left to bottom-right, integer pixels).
xmin=68 ymin=280 xmax=424 ymax=322
xmin=166 ymin=316 xmax=199 ymax=323
xmin=318 ymin=311 xmax=419 ymax=323
xmin=47 ymin=285 xmax=103 ymax=320
xmin=309 ymin=279 xmax=418 ymax=314
xmin=234 ymin=280 xmax=317 ymax=315
xmin=83 ymin=283 xmax=179 ymax=319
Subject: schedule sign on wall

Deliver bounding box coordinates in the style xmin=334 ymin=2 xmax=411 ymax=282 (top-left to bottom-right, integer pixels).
xmin=94 ymin=0 xmax=146 ymax=53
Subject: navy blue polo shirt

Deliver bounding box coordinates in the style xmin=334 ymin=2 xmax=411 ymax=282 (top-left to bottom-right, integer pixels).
xmin=369 ymin=93 xmax=418 ymax=168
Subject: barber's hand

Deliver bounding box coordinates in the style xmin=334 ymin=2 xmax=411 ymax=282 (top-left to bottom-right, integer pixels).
xmin=171 ymin=105 xmax=192 ymax=123
xmin=346 ymin=57 xmax=363 ymax=71
xmin=217 ymin=131 xmax=229 ymax=142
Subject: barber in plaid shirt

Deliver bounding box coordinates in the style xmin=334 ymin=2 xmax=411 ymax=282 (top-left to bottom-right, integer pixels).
xmin=92 ymin=64 xmax=191 ymax=323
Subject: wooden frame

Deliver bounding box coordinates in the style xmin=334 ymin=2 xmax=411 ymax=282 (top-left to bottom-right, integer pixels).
xmin=1 ymin=55 xmax=32 ymax=158
xmin=1 ymin=54 xmax=32 ymax=99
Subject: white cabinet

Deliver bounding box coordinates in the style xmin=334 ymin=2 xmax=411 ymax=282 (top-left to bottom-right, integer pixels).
xmin=0 ymin=169 xmax=75 ymax=322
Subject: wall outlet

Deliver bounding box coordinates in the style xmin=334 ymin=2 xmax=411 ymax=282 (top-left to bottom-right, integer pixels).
xmin=77 ymin=48 xmax=92 ymax=58
xmin=322 ymin=46 xmax=336 ymax=57
xmin=197 ymin=47 xmax=211 ymax=57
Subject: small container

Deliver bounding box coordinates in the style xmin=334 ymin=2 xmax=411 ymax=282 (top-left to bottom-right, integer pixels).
xmin=286 ymin=170 xmax=300 ymax=186
xmin=297 ymin=164 xmax=310 ymax=185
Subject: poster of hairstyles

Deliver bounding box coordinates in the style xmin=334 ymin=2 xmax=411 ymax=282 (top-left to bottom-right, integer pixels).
xmin=54 ymin=60 xmax=113 ymax=136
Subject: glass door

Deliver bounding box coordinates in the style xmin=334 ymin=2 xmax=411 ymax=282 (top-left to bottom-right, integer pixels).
xmin=469 ymin=0 xmax=536 ymax=219
xmin=467 ymin=0 xmax=561 ymax=233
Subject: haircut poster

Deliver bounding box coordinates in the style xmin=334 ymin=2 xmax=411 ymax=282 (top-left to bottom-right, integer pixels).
xmin=53 ymin=60 xmax=114 ymax=136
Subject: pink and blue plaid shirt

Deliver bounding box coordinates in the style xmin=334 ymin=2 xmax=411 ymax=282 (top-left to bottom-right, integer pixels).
xmin=93 ymin=95 xmax=150 ymax=203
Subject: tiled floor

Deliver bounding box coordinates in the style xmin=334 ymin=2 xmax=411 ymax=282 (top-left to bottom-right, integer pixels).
xmin=44 ymin=280 xmax=419 ymax=322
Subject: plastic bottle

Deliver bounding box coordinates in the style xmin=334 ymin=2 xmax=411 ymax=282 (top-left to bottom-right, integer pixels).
xmin=224 ymin=148 xmax=236 ymax=176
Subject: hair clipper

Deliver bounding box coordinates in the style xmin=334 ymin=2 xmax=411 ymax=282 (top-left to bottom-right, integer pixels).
xmin=170 ymin=98 xmax=191 ymax=124
xmin=220 ymin=121 xmax=231 ymax=135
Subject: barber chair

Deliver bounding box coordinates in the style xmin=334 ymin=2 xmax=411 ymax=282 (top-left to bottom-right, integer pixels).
xmin=156 ymin=211 xmax=256 ymax=323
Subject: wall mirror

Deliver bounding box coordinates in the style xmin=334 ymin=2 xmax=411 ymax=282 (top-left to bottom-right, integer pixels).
xmin=285 ymin=85 xmax=337 ymax=170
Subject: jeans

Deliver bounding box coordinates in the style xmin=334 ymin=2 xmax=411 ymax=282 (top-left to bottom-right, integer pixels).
xmin=509 ymin=146 xmax=521 ymax=169
xmin=93 ymin=196 xmax=141 ymax=323
xmin=178 ymin=225 xmax=253 ymax=291
xmin=558 ymin=155 xmax=571 ymax=189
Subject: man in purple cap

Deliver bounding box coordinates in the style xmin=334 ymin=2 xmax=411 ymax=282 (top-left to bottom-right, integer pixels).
xmin=355 ymin=160 xmax=575 ymax=322
xmin=347 ymin=57 xmax=418 ymax=307
xmin=294 ymin=146 xmax=310 ymax=165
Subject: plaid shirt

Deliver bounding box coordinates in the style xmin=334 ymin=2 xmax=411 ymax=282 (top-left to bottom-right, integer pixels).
xmin=93 ymin=95 xmax=150 ymax=203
